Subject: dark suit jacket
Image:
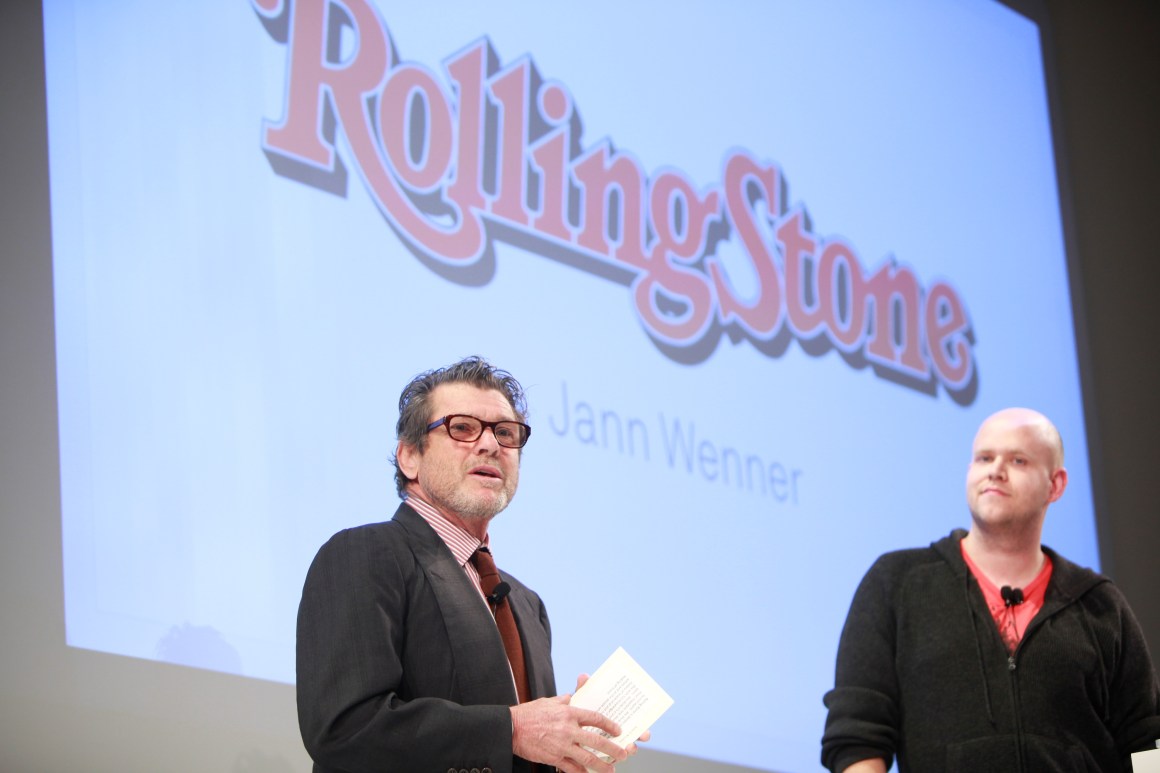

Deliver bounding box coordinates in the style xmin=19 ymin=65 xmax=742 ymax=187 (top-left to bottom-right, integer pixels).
xmin=297 ymin=503 xmax=556 ymax=773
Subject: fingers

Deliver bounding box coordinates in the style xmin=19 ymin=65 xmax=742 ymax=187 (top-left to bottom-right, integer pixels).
xmin=572 ymin=707 xmax=621 ymax=739
xmin=625 ymin=727 xmax=651 ymax=754
xmin=555 ymin=752 xmax=609 ymax=773
xmin=553 ymin=757 xmax=588 ymax=773
xmin=510 ymin=698 xmax=629 ymax=770
xmin=560 ymin=745 xmax=616 ymax=773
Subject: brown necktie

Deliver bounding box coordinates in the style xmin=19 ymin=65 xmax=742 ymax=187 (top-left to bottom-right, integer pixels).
xmin=471 ymin=546 xmax=530 ymax=705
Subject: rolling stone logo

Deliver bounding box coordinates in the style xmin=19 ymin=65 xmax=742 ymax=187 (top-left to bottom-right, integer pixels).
xmin=253 ymin=0 xmax=977 ymax=404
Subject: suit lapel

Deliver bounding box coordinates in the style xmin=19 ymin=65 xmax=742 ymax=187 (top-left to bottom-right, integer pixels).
xmin=394 ymin=505 xmax=520 ymax=706
xmin=505 ymin=576 xmax=553 ymax=699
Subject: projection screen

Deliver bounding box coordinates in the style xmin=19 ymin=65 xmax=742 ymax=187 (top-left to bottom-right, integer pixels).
xmin=39 ymin=0 xmax=1094 ymax=770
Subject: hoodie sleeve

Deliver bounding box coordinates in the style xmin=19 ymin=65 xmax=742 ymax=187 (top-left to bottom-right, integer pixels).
xmin=821 ymin=556 xmax=901 ymax=773
xmin=1099 ymin=583 xmax=1160 ymax=763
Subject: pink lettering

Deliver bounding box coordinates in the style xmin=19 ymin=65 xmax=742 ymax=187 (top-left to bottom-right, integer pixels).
xmin=253 ymin=0 xmax=977 ymax=402
xmin=925 ymin=281 xmax=974 ymax=391
xmin=711 ymin=153 xmax=784 ymax=338
xmin=780 ymin=211 xmax=826 ymax=338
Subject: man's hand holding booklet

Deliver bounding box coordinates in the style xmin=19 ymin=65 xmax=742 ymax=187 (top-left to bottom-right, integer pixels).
xmin=570 ymin=647 xmax=674 ymax=771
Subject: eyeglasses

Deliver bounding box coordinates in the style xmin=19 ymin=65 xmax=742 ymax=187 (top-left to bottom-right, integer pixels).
xmin=426 ymin=414 xmax=532 ymax=449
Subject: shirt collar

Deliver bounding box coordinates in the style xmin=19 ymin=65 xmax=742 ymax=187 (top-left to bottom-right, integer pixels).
xmin=405 ymin=494 xmax=488 ymax=567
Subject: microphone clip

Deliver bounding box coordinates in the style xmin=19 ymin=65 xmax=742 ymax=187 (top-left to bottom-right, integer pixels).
xmin=487 ymin=581 xmax=512 ymax=606
xmin=1000 ymin=585 xmax=1024 ymax=607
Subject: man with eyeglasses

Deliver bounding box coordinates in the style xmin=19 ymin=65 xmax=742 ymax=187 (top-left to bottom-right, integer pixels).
xmin=296 ymin=356 xmax=639 ymax=773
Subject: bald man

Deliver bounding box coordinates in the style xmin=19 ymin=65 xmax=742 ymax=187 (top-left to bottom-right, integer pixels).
xmin=821 ymin=409 xmax=1160 ymax=772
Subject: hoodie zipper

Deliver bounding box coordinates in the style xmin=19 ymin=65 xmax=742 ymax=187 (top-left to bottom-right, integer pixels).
xmin=1007 ymin=651 xmax=1024 ymax=772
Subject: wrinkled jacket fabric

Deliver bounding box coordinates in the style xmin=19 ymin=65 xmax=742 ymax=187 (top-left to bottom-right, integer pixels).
xmin=297 ymin=504 xmax=556 ymax=773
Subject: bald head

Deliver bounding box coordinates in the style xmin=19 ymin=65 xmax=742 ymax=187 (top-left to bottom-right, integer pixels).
xmin=965 ymin=407 xmax=1069 ymax=547
xmin=975 ymin=408 xmax=1064 ymax=469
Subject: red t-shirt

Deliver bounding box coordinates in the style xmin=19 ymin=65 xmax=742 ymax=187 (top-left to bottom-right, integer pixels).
xmin=961 ymin=541 xmax=1054 ymax=653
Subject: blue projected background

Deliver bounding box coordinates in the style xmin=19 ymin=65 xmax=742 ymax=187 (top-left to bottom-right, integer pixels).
xmin=43 ymin=1 xmax=1095 ymax=770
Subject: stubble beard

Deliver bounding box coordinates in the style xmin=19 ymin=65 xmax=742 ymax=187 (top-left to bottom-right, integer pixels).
xmin=424 ymin=465 xmax=517 ymax=523
xmin=969 ymin=496 xmax=1042 ymax=543
xmin=413 ymin=444 xmax=520 ymax=524
xmin=446 ymin=486 xmax=512 ymax=522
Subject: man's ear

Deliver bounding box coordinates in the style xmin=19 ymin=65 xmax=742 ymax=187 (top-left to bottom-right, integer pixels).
xmin=1047 ymin=466 xmax=1068 ymax=504
xmin=397 ymin=440 xmax=421 ymax=481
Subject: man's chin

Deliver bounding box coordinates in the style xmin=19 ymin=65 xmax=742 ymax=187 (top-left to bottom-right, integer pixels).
xmin=971 ymin=510 xmax=1037 ymax=534
xmin=458 ymin=492 xmax=512 ymax=521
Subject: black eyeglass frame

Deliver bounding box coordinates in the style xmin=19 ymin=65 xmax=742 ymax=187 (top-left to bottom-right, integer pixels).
xmin=426 ymin=414 xmax=532 ymax=449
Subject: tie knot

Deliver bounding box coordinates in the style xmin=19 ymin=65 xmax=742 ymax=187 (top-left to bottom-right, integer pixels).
xmin=471 ymin=546 xmax=500 ymax=580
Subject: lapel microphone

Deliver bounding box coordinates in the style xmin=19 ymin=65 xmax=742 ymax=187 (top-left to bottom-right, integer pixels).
xmin=487 ymin=581 xmax=511 ymax=606
xmin=1000 ymin=585 xmax=1024 ymax=607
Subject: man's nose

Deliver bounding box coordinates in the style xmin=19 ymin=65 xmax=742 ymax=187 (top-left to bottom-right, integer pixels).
xmin=474 ymin=426 xmax=502 ymax=452
xmin=987 ymin=460 xmax=1007 ymax=479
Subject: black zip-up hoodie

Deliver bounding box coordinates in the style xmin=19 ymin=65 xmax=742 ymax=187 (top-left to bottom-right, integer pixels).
xmin=821 ymin=530 xmax=1160 ymax=772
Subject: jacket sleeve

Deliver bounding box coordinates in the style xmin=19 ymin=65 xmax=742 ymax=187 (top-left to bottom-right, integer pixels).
xmin=296 ymin=526 xmax=515 ymax=773
xmin=821 ymin=557 xmax=900 ymax=773
xmin=1101 ymin=583 xmax=1160 ymax=763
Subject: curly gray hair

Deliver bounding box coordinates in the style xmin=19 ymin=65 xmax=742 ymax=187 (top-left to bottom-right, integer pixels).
xmin=391 ymin=356 xmax=528 ymax=497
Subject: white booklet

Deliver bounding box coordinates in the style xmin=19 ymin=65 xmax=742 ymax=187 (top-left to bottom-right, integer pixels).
xmin=569 ymin=647 xmax=674 ymax=771
xmin=1132 ymin=745 xmax=1160 ymax=773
